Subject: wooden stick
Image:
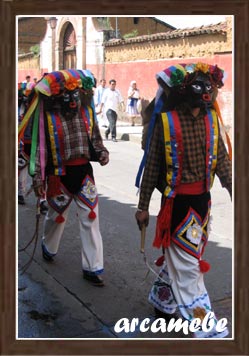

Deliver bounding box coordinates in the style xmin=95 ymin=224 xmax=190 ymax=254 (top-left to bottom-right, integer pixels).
xmin=140 ymin=225 xmax=146 ymax=253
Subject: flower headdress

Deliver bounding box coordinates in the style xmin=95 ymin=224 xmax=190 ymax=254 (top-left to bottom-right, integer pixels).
xmin=18 ymin=69 xmax=96 ymax=145
xmin=155 ymin=61 xmax=231 ymax=161
xmin=18 ymin=68 xmax=98 ymax=188
xmin=156 ymin=62 xmax=225 ymax=90
xmin=35 ymin=69 xmax=95 ymax=97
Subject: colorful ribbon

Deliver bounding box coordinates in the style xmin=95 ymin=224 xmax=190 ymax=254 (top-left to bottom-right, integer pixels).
xmin=135 ymin=95 xmax=164 ymax=189
xmin=29 ymin=103 xmax=40 ymax=176
xmin=39 ymin=100 xmax=45 ymax=181
xmin=18 ymin=94 xmax=38 ymax=143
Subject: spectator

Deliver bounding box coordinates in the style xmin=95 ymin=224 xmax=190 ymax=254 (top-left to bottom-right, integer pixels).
xmin=98 ymin=79 xmax=125 ymax=142
xmin=94 ymin=79 xmax=108 ymax=127
xmin=126 ymin=80 xmax=141 ymax=126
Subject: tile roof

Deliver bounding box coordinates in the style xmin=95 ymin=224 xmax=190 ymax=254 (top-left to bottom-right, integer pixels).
xmin=105 ymin=21 xmax=227 ymax=46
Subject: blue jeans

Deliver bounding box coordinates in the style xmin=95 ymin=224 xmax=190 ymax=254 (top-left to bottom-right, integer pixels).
xmin=105 ymin=109 xmax=117 ymax=139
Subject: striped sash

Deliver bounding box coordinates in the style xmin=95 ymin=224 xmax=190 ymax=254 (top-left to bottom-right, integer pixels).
xmin=161 ymin=109 xmax=219 ymax=196
xmin=46 ymin=112 xmax=65 ymax=176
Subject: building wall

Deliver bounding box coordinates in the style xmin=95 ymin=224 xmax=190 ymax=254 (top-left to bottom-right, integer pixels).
xmin=18 ymin=17 xmax=47 ymax=54
xmin=108 ymin=17 xmax=174 ymax=37
xmin=104 ymin=33 xmax=230 ymax=63
xmin=18 ymin=16 xmax=175 ymax=79
xmin=88 ymin=17 xmax=233 ymax=135
xmin=88 ymin=53 xmax=232 ymax=137
xmin=18 ymin=55 xmax=45 ymax=82
xmin=18 ymin=16 xmax=233 ymax=136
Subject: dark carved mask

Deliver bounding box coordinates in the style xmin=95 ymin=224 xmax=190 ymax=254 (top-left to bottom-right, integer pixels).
xmin=185 ymin=72 xmax=214 ymax=108
xmin=60 ymin=88 xmax=80 ymax=114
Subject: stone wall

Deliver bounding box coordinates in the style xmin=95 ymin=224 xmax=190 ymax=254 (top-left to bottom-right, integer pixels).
xmin=18 ymin=55 xmax=44 ymax=82
xmin=104 ymin=17 xmax=232 ymax=63
xmin=105 ymin=34 xmax=228 ymax=62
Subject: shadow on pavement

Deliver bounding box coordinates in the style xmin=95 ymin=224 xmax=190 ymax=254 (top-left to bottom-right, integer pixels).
xmin=18 ymin=193 xmax=233 ymax=339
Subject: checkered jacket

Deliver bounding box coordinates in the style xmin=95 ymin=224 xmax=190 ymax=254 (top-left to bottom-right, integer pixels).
xmin=138 ymin=106 xmax=232 ymax=211
xmin=33 ymin=108 xmax=108 ymax=188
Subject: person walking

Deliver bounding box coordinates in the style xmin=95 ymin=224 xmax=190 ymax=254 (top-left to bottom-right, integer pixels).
xmin=94 ymin=78 xmax=108 ymax=127
xmin=98 ymin=79 xmax=125 ymax=142
xmin=126 ymin=80 xmax=141 ymax=126
xmin=135 ymin=62 xmax=232 ymax=338
xmin=18 ymin=69 xmax=109 ymax=286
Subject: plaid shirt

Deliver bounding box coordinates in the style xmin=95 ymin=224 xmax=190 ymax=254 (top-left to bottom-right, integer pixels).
xmin=61 ymin=109 xmax=105 ymax=161
xmin=33 ymin=107 xmax=108 ymax=187
xmin=138 ymin=106 xmax=232 ymax=211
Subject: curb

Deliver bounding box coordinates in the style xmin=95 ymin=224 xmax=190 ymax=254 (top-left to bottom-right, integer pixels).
xmin=99 ymin=124 xmax=143 ymax=146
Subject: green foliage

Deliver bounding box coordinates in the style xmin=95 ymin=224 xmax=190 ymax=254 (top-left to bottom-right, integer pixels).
xmin=30 ymin=44 xmax=40 ymax=56
xmin=123 ymin=29 xmax=138 ymax=39
xmin=96 ymin=17 xmax=111 ymax=29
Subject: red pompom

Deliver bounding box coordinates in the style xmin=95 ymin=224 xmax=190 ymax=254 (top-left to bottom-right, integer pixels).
xmin=199 ymin=260 xmax=211 ymax=273
xmin=155 ymin=255 xmax=165 ymax=267
xmin=55 ymin=214 xmax=65 ymax=223
xmin=88 ymin=210 xmax=96 ymax=220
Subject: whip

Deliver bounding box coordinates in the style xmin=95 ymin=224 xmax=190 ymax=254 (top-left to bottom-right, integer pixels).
xmin=140 ymin=225 xmax=172 ymax=285
xmin=19 ymin=198 xmax=41 ymax=274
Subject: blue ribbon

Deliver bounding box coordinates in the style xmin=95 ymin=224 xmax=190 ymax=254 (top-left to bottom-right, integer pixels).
xmin=135 ymin=95 xmax=165 ymax=188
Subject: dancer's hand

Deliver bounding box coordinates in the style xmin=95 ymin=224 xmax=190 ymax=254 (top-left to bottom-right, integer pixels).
xmin=99 ymin=151 xmax=109 ymax=166
xmin=33 ymin=185 xmax=45 ymax=197
xmin=135 ymin=210 xmax=149 ymax=230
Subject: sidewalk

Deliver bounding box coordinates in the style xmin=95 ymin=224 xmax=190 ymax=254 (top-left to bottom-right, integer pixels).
xmin=97 ymin=116 xmax=143 ymax=146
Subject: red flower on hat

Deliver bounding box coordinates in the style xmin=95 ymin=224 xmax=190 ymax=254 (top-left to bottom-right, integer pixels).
xmin=209 ymin=65 xmax=224 ymax=87
xmin=64 ymin=77 xmax=79 ymax=91
xmin=50 ymin=82 xmax=61 ymax=95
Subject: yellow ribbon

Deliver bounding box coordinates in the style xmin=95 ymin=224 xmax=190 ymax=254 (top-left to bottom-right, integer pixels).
xmin=18 ymin=94 xmax=38 ymax=143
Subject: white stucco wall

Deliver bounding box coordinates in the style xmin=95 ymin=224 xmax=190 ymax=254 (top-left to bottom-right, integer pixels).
xmin=86 ymin=17 xmax=104 ymax=66
xmin=40 ymin=23 xmax=52 ymax=72
xmin=40 ymin=16 xmax=105 ymax=71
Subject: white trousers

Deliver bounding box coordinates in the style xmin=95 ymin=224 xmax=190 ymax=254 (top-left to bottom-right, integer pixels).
xmin=149 ymin=242 xmax=229 ymax=338
xmin=18 ymin=165 xmax=28 ymax=196
xmin=42 ymin=194 xmax=103 ymax=274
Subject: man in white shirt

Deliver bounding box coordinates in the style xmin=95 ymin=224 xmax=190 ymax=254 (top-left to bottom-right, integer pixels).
xmin=98 ymin=79 xmax=124 ymax=142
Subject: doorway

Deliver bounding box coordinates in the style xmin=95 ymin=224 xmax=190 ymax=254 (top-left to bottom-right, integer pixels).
xmin=63 ymin=23 xmax=76 ymax=69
